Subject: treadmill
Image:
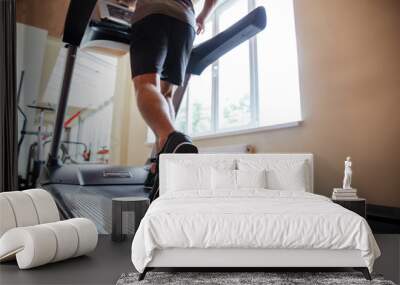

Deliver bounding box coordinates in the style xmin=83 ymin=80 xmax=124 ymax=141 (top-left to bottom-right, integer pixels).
xmin=39 ymin=0 xmax=266 ymax=234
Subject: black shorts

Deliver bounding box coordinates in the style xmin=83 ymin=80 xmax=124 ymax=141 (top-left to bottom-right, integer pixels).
xmin=130 ymin=14 xmax=195 ymax=86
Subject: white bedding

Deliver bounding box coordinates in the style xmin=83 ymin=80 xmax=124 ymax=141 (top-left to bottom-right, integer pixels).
xmin=131 ymin=190 xmax=380 ymax=273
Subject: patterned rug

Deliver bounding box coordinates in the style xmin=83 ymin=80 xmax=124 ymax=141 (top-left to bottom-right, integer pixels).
xmin=116 ymin=271 xmax=396 ymax=285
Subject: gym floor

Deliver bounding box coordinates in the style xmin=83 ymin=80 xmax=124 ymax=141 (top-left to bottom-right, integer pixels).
xmin=0 ymin=235 xmax=133 ymax=285
xmin=1 ymin=235 xmax=398 ymax=285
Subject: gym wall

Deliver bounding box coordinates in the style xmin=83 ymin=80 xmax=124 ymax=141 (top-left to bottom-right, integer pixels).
xmin=16 ymin=23 xmax=48 ymax=177
xmin=16 ymin=0 xmax=70 ymax=38
xmin=109 ymin=54 xmax=149 ymax=166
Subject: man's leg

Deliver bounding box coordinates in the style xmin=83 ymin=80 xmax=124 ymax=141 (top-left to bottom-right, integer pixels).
xmin=161 ymin=80 xmax=175 ymax=121
xmin=133 ymin=74 xmax=175 ymax=150
xmin=151 ymin=80 xmax=175 ymax=153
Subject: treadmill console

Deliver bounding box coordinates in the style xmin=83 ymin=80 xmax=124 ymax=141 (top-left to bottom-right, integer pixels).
xmin=41 ymin=164 xmax=149 ymax=186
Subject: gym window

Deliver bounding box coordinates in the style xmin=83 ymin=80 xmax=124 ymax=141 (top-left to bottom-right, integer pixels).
xmin=151 ymin=0 xmax=302 ymax=142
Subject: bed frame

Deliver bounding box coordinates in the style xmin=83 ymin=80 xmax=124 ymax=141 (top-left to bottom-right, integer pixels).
xmin=140 ymin=248 xmax=371 ymax=280
xmin=139 ymin=153 xmax=372 ymax=281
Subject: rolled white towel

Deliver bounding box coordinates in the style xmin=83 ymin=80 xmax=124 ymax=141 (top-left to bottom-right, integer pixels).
xmin=0 ymin=191 xmax=39 ymax=228
xmin=65 ymin=218 xmax=98 ymax=257
xmin=23 ymin=189 xmax=60 ymax=223
xmin=0 ymin=196 xmax=17 ymax=237
xmin=0 ymin=218 xmax=98 ymax=269
xmin=0 ymin=189 xmax=59 ymax=237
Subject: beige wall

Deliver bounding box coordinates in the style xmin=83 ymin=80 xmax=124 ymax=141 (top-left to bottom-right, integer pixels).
xmin=124 ymin=0 xmax=400 ymax=207
xmin=198 ymin=0 xmax=400 ymax=207
xmin=16 ymin=0 xmax=70 ymax=38
xmin=110 ymin=54 xmax=150 ymax=166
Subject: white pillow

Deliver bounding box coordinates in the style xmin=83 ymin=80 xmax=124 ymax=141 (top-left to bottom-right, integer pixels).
xmin=211 ymin=169 xmax=268 ymax=190
xmin=236 ymin=169 xmax=267 ymax=189
xmin=211 ymin=168 xmax=236 ymax=190
xmin=167 ymin=162 xmax=212 ymax=192
xmin=266 ymin=163 xmax=307 ymax=191
xmin=237 ymin=159 xmax=308 ymax=191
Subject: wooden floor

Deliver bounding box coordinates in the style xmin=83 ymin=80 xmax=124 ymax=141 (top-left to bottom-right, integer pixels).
xmin=0 ymin=235 xmax=133 ymax=285
xmin=1 ymin=234 xmax=398 ymax=285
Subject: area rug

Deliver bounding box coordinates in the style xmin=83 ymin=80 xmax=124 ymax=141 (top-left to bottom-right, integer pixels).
xmin=116 ymin=272 xmax=396 ymax=285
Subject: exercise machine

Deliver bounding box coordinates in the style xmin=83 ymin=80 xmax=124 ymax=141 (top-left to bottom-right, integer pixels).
xmin=17 ymin=71 xmax=89 ymax=188
xmin=17 ymin=71 xmax=55 ymax=189
xmin=39 ymin=0 xmax=267 ymax=233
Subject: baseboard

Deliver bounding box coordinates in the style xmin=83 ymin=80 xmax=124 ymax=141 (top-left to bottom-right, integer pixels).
xmin=367 ymin=204 xmax=400 ymax=234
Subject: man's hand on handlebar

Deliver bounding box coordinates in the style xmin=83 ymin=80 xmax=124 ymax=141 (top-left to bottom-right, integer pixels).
xmin=196 ymin=0 xmax=218 ymax=35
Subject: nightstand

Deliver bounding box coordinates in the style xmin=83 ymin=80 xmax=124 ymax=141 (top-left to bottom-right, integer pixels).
xmin=332 ymin=198 xmax=366 ymax=218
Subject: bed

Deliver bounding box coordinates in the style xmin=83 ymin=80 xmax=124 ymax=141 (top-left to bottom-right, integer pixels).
xmin=131 ymin=154 xmax=380 ymax=280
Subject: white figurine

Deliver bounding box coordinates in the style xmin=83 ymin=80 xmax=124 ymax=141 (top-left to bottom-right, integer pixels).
xmin=343 ymin=156 xmax=352 ymax=189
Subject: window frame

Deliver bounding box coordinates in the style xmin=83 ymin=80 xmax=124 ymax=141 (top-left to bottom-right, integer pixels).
xmin=185 ymin=0 xmax=259 ymax=137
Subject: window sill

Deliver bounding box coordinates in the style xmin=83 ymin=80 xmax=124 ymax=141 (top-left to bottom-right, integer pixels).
xmin=191 ymin=121 xmax=302 ymax=141
xmin=146 ymin=120 xmax=302 ymax=145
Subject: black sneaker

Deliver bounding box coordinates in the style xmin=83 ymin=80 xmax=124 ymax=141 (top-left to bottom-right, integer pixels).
xmin=150 ymin=132 xmax=198 ymax=202
xmin=155 ymin=131 xmax=198 ymax=173
xmin=160 ymin=131 xmax=198 ymax=154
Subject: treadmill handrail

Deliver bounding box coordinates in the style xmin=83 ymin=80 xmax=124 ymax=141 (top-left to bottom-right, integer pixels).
xmin=187 ymin=6 xmax=267 ymax=75
xmin=169 ymin=7 xmax=267 ymax=128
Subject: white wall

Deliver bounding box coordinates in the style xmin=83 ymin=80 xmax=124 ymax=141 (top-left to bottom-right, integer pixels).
xmin=69 ymin=102 xmax=114 ymax=162
xmin=16 ymin=23 xmax=48 ymax=176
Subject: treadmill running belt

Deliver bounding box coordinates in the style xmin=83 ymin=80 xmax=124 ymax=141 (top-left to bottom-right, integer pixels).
xmin=45 ymin=184 xmax=150 ymax=234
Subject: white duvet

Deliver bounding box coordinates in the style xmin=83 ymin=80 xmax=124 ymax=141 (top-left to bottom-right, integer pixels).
xmin=131 ymin=190 xmax=380 ymax=273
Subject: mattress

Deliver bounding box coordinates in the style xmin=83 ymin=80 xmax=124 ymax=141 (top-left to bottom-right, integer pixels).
xmin=131 ymin=190 xmax=380 ymax=272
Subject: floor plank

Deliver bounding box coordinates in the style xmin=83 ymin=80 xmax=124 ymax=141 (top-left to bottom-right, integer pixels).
xmin=0 ymin=235 xmax=133 ymax=285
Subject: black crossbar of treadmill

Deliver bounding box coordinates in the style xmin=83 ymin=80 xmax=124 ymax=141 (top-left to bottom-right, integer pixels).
xmin=88 ymin=20 xmax=132 ymax=44
xmin=187 ymin=6 xmax=266 ymax=75
xmin=62 ymin=0 xmax=97 ymax=46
